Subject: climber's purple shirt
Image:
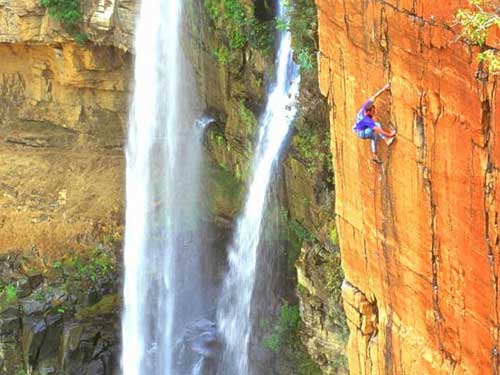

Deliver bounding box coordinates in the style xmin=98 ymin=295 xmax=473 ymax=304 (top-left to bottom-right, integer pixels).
xmin=353 ymin=99 xmax=375 ymax=131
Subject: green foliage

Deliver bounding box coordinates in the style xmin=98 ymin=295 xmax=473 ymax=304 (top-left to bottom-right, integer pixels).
xmin=263 ymin=302 xmax=301 ymax=352
xmin=239 ymin=101 xmax=257 ymax=129
xmin=204 ymin=0 xmax=274 ymax=62
xmin=478 ymin=48 xmax=500 ymax=72
xmin=297 ymin=282 xmax=308 ymax=295
xmin=296 ymin=353 xmax=323 ymax=375
xmin=292 ymin=106 xmax=332 ymax=179
xmin=296 ymin=49 xmax=314 ymax=70
xmin=275 ymin=17 xmax=288 ymax=32
xmin=288 ymin=219 xmax=312 ymax=270
xmin=5 ymin=284 xmax=17 ymax=302
xmin=261 ymin=301 xmax=323 ymax=374
xmin=330 ymin=354 xmax=349 ymax=373
xmin=289 ymin=219 xmax=312 ymax=244
xmin=456 ymin=0 xmax=500 ymax=74
xmin=329 ymin=226 xmax=339 ymax=246
xmin=40 ymin=0 xmax=82 ymax=28
xmin=214 ymin=46 xmax=230 ymax=65
xmin=74 ymin=32 xmax=89 ymax=45
xmin=283 ymin=0 xmax=318 ymax=70
xmin=56 ymin=248 xmax=115 ymax=283
xmin=0 ymin=282 xmax=18 ymax=304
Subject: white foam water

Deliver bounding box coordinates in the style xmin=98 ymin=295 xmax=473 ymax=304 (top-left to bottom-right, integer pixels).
xmin=121 ymin=0 xmax=205 ymax=373
xmin=216 ymin=2 xmax=301 ymax=373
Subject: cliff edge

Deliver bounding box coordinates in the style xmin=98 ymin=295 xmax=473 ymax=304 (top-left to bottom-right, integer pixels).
xmin=317 ymin=0 xmax=499 ymax=374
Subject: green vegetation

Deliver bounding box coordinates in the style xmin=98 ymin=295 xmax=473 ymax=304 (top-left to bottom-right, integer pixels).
xmin=330 ymin=355 xmax=349 ymax=373
xmin=279 ymin=0 xmax=318 ymax=70
xmin=295 ymin=353 xmax=323 ymax=375
xmin=239 ymin=101 xmax=257 ymax=130
xmin=204 ymin=0 xmax=274 ymax=63
xmin=214 ymin=46 xmax=231 ymax=65
xmin=0 ymin=282 xmax=18 ymax=308
xmin=3 ymin=284 xmax=18 ymax=303
xmin=263 ymin=302 xmax=301 ymax=352
xmin=456 ymin=0 xmax=500 ymax=74
xmin=52 ymin=247 xmax=115 ymax=283
xmin=74 ymin=32 xmax=89 ymax=45
xmin=329 ymin=226 xmax=339 ymax=246
xmin=297 ymin=283 xmax=308 ymax=295
xmin=287 ymin=219 xmax=312 ymax=271
xmin=262 ymin=302 xmax=323 ymax=374
xmin=206 ymin=161 xmax=243 ymax=216
xmin=75 ymin=248 xmax=114 ymax=282
xmin=293 ymin=112 xmax=333 ymax=179
xmin=40 ymin=0 xmax=82 ymax=28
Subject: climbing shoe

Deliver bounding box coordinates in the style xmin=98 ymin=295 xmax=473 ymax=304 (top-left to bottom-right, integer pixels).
xmin=372 ymin=156 xmax=383 ymax=164
xmin=386 ymin=137 xmax=396 ymax=146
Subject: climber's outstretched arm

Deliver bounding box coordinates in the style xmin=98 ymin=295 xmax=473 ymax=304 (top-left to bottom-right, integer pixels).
xmin=369 ymin=83 xmax=391 ymax=102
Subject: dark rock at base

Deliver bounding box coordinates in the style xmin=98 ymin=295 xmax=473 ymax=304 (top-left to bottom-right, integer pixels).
xmin=23 ymin=317 xmax=47 ymax=367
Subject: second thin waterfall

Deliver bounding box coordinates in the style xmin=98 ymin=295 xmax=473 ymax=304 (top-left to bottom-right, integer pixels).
xmin=216 ymin=1 xmax=301 ymax=373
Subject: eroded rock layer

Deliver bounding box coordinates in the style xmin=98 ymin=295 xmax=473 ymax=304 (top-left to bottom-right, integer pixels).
xmin=317 ymin=0 xmax=500 ymax=374
xmin=0 ymin=42 xmax=129 ymax=255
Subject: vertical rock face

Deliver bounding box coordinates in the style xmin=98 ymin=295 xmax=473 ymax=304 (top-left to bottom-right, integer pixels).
xmin=317 ymin=0 xmax=499 ymax=374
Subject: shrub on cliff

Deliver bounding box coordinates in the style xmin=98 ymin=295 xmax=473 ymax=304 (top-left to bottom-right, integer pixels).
xmin=456 ymin=0 xmax=500 ymax=74
xmin=274 ymin=0 xmax=318 ymax=70
xmin=40 ymin=0 xmax=82 ymax=28
xmin=204 ymin=0 xmax=274 ymax=62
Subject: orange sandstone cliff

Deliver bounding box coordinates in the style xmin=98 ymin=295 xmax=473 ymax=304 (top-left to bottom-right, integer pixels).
xmin=316 ymin=0 xmax=500 ymax=374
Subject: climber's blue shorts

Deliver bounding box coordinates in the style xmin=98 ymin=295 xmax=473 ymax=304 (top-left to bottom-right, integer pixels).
xmin=357 ymin=127 xmax=374 ymax=139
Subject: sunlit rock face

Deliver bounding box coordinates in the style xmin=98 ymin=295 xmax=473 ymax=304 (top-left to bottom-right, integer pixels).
xmin=317 ymin=0 xmax=500 ymax=374
xmin=0 ymin=2 xmax=133 ymax=255
xmin=0 ymin=0 xmax=136 ymax=49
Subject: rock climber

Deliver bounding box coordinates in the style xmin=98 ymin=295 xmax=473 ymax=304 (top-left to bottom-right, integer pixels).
xmin=353 ymin=83 xmax=396 ymax=164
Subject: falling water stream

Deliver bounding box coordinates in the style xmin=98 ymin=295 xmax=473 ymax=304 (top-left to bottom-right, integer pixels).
xmin=122 ymin=0 xmax=299 ymax=372
xmin=217 ymin=2 xmax=301 ymax=373
xmin=121 ymin=0 xmax=206 ymax=373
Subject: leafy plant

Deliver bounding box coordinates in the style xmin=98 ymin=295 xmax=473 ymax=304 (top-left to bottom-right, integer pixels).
xmin=40 ymin=0 xmax=83 ymax=28
xmin=74 ymin=32 xmax=89 ymax=45
xmin=59 ymin=247 xmax=115 ymax=284
xmin=456 ymin=0 xmax=500 ymax=74
xmin=263 ymin=302 xmax=301 ymax=353
xmin=284 ymin=0 xmax=318 ymax=70
xmin=297 ymin=283 xmax=308 ymax=295
xmin=239 ymin=101 xmax=257 ymax=129
xmin=329 ymin=226 xmax=339 ymax=246
xmin=213 ymin=46 xmax=230 ymax=65
xmin=296 ymin=49 xmax=314 ymax=70
xmin=5 ymin=284 xmax=17 ymax=302
xmin=204 ymin=0 xmax=274 ymax=62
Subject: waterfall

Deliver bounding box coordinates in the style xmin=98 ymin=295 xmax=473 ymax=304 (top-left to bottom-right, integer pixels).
xmin=121 ymin=0 xmax=205 ymax=373
xmin=216 ymin=1 xmax=301 ymax=373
